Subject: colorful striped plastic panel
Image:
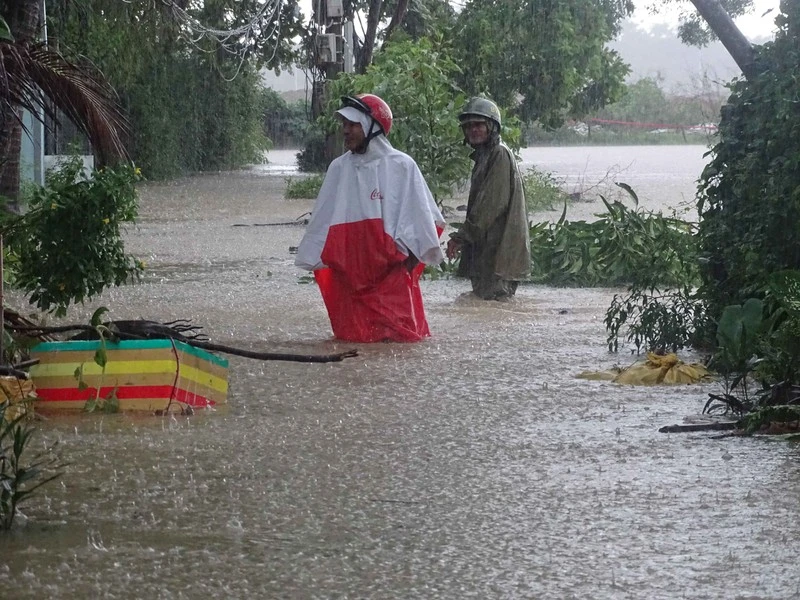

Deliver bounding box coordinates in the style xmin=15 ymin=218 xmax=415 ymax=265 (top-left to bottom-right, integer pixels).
xmin=29 ymin=339 xmax=229 ymax=412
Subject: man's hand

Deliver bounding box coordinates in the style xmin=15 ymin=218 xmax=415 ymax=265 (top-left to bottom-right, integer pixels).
xmin=403 ymin=253 xmax=419 ymax=272
xmin=446 ymin=238 xmax=462 ymax=260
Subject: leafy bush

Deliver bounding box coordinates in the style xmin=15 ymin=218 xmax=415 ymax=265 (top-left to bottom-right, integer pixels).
xmin=1 ymin=158 xmax=144 ymax=316
xmin=0 ymin=400 xmax=63 ymax=530
xmin=696 ymin=9 xmax=800 ymax=334
xmin=285 ymin=174 xmax=324 ymax=199
xmin=676 ymin=6 xmax=800 ymax=396
xmin=522 ymin=168 xmax=569 ymax=212
xmin=605 ymin=286 xmax=707 ymax=354
xmin=530 ymin=187 xmax=697 ymax=288
xmin=758 ymin=271 xmax=800 ymax=388
xmin=702 ymin=272 xmax=800 ymax=414
xmin=526 ymin=185 xmax=703 ymax=353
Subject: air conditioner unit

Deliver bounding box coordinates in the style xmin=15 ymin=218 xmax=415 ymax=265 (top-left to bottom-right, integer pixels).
xmin=326 ymin=0 xmax=344 ymax=18
xmin=316 ymin=33 xmax=341 ymax=65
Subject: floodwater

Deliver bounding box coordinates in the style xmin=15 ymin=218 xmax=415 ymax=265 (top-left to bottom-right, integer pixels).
xmin=4 ymin=145 xmax=800 ymax=599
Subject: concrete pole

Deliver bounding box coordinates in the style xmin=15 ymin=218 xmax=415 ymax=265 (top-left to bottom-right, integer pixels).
xmin=316 ymin=0 xmax=344 ymax=165
xmin=323 ymin=19 xmax=344 ymax=164
xmin=343 ymin=21 xmax=354 ymax=74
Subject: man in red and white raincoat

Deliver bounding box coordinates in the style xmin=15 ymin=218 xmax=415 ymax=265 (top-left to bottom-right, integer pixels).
xmin=295 ymin=94 xmax=445 ymax=342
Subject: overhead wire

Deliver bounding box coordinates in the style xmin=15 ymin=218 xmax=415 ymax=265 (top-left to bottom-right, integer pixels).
xmin=122 ymin=0 xmax=288 ymax=80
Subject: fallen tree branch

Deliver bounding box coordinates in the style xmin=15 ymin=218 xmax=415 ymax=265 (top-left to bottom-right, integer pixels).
xmin=659 ymin=422 xmax=738 ymax=433
xmin=7 ymin=323 xmax=359 ymax=363
xmin=187 ymin=341 xmax=358 ymax=363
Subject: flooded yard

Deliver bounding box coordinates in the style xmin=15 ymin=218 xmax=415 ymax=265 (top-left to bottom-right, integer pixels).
xmin=4 ymin=145 xmax=799 ymax=599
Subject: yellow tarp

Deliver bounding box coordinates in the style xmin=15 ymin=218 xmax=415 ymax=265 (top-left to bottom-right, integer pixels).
xmin=576 ymin=352 xmax=712 ymax=385
xmin=0 ymin=376 xmax=36 ymax=421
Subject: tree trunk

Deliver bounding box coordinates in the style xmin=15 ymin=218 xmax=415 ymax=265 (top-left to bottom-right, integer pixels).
xmin=689 ymin=0 xmax=756 ymax=78
xmin=382 ymin=0 xmax=410 ymax=43
xmin=357 ymin=0 xmax=383 ymax=74
xmin=0 ymin=0 xmax=42 ymax=207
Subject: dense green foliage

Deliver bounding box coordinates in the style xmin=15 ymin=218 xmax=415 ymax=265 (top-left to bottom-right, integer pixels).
xmin=452 ymin=0 xmax=632 ymax=126
xmin=46 ymin=0 xmax=289 ymax=178
xmin=530 ymin=190 xmax=697 ymax=288
xmin=2 ymin=158 xmax=143 ymax=316
xmin=696 ymin=5 xmax=800 ymax=332
xmin=701 ymin=271 xmax=800 ymax=413
xmin=598 ymin=2 xmax=800 ymax=411
xmin=757 ymin=271 xmax=800 ymax=395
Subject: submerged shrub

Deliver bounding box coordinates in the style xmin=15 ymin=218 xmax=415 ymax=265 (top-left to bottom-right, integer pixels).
xmin=0 ymin=400 xmax=64 ymax=530
xmin=285 ymin=174 xmax=324 ymax=199
xmin=523 ymin=168 xmax=569 ymax=212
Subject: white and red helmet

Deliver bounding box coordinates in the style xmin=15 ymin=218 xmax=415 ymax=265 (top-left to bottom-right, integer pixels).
xmin=340 ymin=94 xmax=393 ymax=136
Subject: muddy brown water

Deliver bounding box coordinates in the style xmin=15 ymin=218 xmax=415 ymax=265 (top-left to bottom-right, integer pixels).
xmin=4 ymin=146 xmax=800 ymax=599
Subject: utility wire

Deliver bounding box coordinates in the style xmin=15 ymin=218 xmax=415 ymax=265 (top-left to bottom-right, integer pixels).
xmin=123 ymin=0 xmax=287 ymax=80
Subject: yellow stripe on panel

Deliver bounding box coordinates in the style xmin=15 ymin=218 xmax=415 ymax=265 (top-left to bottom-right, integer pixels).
xmin=31 ymin=360 xmax=179 ymax=378
xmin=175 ymin=351 xmax=228 ymax=404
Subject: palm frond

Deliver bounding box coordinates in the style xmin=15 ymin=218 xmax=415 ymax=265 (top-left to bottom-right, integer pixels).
xmin=0 ymin=40 xmax=129 ymax=164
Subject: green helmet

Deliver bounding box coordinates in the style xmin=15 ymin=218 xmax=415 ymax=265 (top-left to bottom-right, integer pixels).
xmin=458 ymin=97 xmax=501 ymax=128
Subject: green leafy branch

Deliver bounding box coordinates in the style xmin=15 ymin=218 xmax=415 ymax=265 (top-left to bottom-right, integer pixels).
xmin=0 ymin=401 xmax=65 ymax=530
xmin=74 ymin=307 xmax=120 ymax=414
xmin=0 ymin=158 xmax=144 ymax=317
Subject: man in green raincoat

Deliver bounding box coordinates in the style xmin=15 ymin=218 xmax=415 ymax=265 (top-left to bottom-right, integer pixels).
xmin=446 ymin=97 xmax=531 ymax=300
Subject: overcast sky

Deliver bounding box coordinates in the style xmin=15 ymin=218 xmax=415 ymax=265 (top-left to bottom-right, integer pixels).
xmin=632 ymin=0 xmax=780 ymax=40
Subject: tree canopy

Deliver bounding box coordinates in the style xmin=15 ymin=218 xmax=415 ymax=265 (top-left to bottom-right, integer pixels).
xmin=0 ymin=0 xmax=776 ymax=185
xmin=451 ymin=0 xmax=633 ymax=126
xmin=44 ymin=0 xmax=290 ymax=177
xmin=696 ymin=0 xmax=800 ymax=320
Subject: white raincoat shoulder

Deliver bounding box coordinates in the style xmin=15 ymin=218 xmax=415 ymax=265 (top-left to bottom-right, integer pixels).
xmin=295 ymin=136 xmax=445 ymax=270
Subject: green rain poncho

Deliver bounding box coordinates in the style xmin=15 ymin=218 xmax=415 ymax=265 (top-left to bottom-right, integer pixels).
xmin=452 ymin=140 xmax=531 ymax=298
